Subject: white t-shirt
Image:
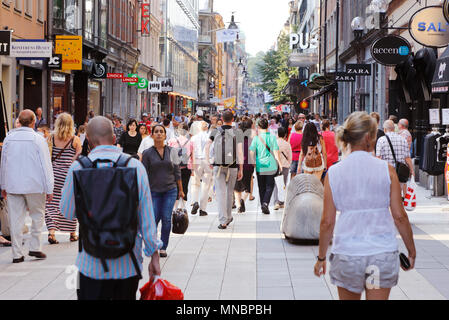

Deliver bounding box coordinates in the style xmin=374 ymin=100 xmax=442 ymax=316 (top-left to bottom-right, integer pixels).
xmin=191 ymin=131 xmax=210 ymax=159
xmin=138 ymin=136 xmax=155 ymax=154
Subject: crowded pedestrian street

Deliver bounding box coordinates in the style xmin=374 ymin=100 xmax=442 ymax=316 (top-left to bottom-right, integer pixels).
xmin=3 ymin=0 xmax=449 ymax=306
xmin=0 ymin=182 xmax=447 ymax=301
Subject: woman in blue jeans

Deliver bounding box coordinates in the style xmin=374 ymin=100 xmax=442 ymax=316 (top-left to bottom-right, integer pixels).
xmin=142 ymin=124 xmax=184 ymax=258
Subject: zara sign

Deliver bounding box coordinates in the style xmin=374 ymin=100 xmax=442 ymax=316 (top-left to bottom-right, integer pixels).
xmin=289 ymin=33 xmax=319 ymax=50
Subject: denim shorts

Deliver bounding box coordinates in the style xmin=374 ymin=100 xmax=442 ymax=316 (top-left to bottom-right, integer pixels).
xmin=329 ymin=251 xmax=400 ymax=294
xmin=290 ymin=160 xmax=299 ymax=174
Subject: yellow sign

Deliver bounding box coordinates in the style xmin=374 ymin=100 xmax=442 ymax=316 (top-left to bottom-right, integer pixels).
xmin=55 ymin=35 xmax=82 ymax=71
xmin=218 ymin=80 xmax=222 ymax=99
xmin=223 ymin=97 xmax=236 ymax=108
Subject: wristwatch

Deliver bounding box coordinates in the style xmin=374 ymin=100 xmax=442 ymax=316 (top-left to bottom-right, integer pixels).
xmin=317 ymin=256 xmax=326 ymax=262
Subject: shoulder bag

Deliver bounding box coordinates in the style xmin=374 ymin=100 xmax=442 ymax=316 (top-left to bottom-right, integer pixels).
xmin=385 ymin=135 xmax=410 ymax=183
xmin=257 ymin=134 xmax=282 ymax=176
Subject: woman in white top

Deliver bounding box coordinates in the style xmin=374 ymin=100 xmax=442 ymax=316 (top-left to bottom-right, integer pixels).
xmin=314 ymin=111 xmax=416 ymax=300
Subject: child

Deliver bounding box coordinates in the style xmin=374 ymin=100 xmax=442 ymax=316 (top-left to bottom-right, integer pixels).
xmin=37 ymin=124 xmax=51 ymax=139
xmin=77 ymin=125 xmax=86 ymax=145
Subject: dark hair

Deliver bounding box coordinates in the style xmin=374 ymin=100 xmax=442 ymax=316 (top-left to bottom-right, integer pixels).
xmin=138 ymin=123 xmax=148 ymax=134
xmin=163 ymin=119 xmax=171 ymax=127
xmin=223 ymin=110 xmax=234 ymax=123
xmin=278 ymin=126 xmax=287 ymax=138
xmin=322 ymin=120 xmax=331 ymax=131
xmin=179 ymin=123 xmax=189 ymax=133
xmin=240 ymin=118 xmax=253 ymax=132
xmin=126 ymin=119 xmax=138 ymax=132
xmin=258 ymin=118 xmax=269 ymax=130
xmin=167 ymin=114 xmax=172 ymax=121
xmin=301 ymin=122 xmax=320 ymax=154
xmin=152 ymin=124 xmax=166 ymax=135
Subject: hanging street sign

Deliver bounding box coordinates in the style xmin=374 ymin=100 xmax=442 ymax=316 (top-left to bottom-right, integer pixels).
xmin=335 ymin=72 xmax=356 ymax=82
xmin=346 ymin=64 xmax=372 ymax=76
xmin=443 ymin=0 xmax=449 ymax=24
xmin=0 ymin=31 xmax=11 ymax=56
xmin=47 ymin=54 xmax=63 ymax=69
xmin=107 ymin=73 xmax=124 ymax=79
xmin=137 ymin=77 xmax=149 ymax=89
xmin=148 ymin=81 xmax=162 ymax=93
xmin=141 ymin=1 xmax=150 ymax=37
xmin=409 ymin=6 xmax=449 ymax=48
xmin=126 ymin=73 xmax=139 ymax=86
xmin=371 ymin=35 xmax=411 ymax=66
xmin=9 ymin=41 xmax=52 ymax=58
xmin=55 ymin=35 xmax=83 ymax=70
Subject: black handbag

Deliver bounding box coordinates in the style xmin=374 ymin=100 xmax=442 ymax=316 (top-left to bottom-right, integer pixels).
xmin=385 ymin=135 xmax=411 ymax=183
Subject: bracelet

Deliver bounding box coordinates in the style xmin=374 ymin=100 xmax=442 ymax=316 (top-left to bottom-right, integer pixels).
xmin=317 ymin=256 xmax=326 ymax=262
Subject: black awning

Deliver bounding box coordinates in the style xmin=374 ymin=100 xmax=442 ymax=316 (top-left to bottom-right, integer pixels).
xmin=432 ymin=46 xmax=449 ymax=93
xmin=312 ymin=84 xmax=336 ymax=99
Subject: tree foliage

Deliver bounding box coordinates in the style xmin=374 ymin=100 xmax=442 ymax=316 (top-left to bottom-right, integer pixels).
xmin=254 ymin=33 xmax=298 ymax=104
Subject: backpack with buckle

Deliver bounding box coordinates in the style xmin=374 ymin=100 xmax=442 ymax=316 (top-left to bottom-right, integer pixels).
xmin=73 ymin=154 xmax=142 ymax=278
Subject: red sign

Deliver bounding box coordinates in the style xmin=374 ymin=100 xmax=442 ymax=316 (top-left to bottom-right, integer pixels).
xmin=122 ymin=77 xmax=138 ymax=83
xmin=107 ymin=73 xmax=123 ymax=79
xmin=300 ymin=100 xmax=309 ymax=110
xmin=141 ymin=2 xmax=150 ymax=37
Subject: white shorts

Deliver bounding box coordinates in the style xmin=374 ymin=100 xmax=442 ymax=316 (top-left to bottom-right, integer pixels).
xmin=329 ymin=251 xmax=400 ymax=294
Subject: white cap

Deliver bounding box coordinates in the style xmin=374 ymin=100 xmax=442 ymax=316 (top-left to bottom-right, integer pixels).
xmin=142 ymin=113 xmax=148 ymax=117
xmin=196 ymin=110 xmax=204 ymax=117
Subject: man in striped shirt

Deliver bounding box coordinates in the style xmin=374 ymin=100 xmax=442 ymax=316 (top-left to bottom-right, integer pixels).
xmin=60 ymin=117 xmax=161 ymax=300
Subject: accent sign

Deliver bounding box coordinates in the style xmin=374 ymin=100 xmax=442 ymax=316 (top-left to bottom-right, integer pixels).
xmin=371 ymin=35 xmax=411 ymax=66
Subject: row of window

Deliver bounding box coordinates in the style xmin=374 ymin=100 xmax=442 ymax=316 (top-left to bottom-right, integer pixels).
xmin=109 ymin=0 xmax=137 ymax=47
xmin=2 ymin=0 xmax=45 ymax=22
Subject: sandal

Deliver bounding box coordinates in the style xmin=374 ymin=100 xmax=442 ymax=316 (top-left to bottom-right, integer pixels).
xmin=70 ymin=234 xmax=79 ymax=242
xmin=48 ymin=234 xmax=59 ymax=245
xmin=0 ymin=236 xmax=11 ymax=247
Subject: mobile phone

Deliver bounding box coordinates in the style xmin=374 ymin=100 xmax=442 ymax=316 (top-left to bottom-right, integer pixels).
xmin=399 ymin=253 xmax=411 ymax=270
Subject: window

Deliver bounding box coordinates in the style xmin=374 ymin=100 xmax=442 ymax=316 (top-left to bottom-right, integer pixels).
xmin=25 ymin=0 xmax=32 ymax=16
xmin=14 ymin=0 xmax=21 ymax=12
xmin=38 ymin=0 xmax=44 ymax=22
xmin=100 ymin=0 xmax=107 ymax=47
xmin=84 ymin=0 xmax=94 ymax=41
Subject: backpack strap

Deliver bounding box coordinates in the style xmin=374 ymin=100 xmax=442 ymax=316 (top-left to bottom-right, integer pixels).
xmin=77 ymin=156 xmax=94 ymax=169
xmin=115 ymin=154 xmax=133 ymax=168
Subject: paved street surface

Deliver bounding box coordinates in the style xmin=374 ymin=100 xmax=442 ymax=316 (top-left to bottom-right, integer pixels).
xmin=0 ymin=177 xmax=449 ymax=300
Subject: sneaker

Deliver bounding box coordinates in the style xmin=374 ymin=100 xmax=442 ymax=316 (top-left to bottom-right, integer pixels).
xmin=191 ymin=202 xmax=199 ymax=215
xmin=240 ymin=199 xmax=246 ymax=213
xmin=261 ymin=203 xmax=270 ymax=215
xmin=274 ymin=202 xmax=281 ymax=211
xmin=199 ymin=210 xmax=208 ymax=217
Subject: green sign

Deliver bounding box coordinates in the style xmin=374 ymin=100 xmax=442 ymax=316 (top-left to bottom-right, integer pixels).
xmin=137 ymin=78 xmax=149 ymax=89
xmin=127 ymin=74 xmax=138 ymax=86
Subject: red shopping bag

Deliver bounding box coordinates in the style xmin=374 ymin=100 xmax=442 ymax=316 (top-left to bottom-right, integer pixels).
xmin=140 ymin=276 xmax=184 ymax=300
xmin=404 ymin=177 xmax=417 ymax=212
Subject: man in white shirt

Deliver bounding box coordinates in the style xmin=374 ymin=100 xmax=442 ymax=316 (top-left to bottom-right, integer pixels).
xmin=190 ymin=121 xmax=212 ymax=216
xmin=0 ymin=110 xmax=54 ymax=263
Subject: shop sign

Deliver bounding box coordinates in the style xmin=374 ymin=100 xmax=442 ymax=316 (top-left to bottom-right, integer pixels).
xmin=0 ymin=31 xmax=11 ymax=56
xmin=300 ymin=100 xmax=309 ymax=110
xmin=335 ymin=72 xmax=356 ymax=82
xmin=47 ymin=54 xmax=63 ymax=69
xmin=444 ymin=0 xmax=449 ymax=23
xmin=159 ymin=77 xmax=173 ymax=92
xmin=10 ymin=41 xmax=52 ymax=58
xmin=148 ymin=81 xmax=162 ymax=93
xmin=137 ymin=78 xmax=149 ymax=89
xmin=125 ymin=74 xmax=139 ymax=85
xmin=91 ymin=63 xmax=108 ymax=79
xmin=141 ymin=1 xmax=150 ymax=37
xmin=432 ymin=86 xmax=449 ymax=93
xmin=410 ymin=6 xmax=449 ymax=48
xmin=346 ymin=64 xmax=371 ymax=76
xmin=371 ymin=35 xmax=411 ymax=66
xmin=107 ymin=73 xmax=123 ymax=79
xmin=289 ymin=33 xmax=319 ymax=50
xmin=55 ymin=35 xmax=82 ymax=70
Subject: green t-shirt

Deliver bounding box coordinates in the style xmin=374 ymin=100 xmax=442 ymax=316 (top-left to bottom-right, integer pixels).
xmin=249 ymin=132 xmax=279 ymax=173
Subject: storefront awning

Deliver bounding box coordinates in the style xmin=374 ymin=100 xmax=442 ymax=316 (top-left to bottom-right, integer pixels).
xmin=432 ymin=46 xmax=449 ymax=93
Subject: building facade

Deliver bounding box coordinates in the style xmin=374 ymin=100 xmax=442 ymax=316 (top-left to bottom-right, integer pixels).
xmin=0 ymin=0 xmax=47 ymax=131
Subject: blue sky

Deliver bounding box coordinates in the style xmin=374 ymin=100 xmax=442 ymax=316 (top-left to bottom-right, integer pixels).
xmin=214 ymin=0 xmax=291 ymax=56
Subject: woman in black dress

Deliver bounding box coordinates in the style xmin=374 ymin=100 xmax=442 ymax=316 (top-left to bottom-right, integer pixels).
xmin=118 ymin=119 xmax=142 ymax=158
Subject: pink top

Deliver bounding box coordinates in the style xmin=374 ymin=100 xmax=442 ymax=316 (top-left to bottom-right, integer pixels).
xmin=290 ymin=132 xmax=303 ymax=161
xmin=168 ymin=136 xmax=193 ymax=170
xmin=321 ymin=131 xmax=339 ymax=168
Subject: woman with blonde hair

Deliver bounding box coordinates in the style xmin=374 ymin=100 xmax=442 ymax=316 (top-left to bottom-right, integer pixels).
xmin=45 ymin=113 xmax=82 ymax=244
xmin=314 ymin=111 xmax=416 ymax=300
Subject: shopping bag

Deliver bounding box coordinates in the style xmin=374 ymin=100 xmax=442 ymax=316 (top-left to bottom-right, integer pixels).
xmin=172 ymin=199 xmax=189 ymax=234
xmin=404 ymin=177 xmax=417 ymax=212
xmin=140 ymin=276 xmax=184 ymax=300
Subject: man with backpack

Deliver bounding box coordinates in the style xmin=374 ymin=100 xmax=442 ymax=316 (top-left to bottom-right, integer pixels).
xmin=60 ymin=116 xmax=161 ymax=300
xmin=205 ymin=111 xmax=243 ymax=230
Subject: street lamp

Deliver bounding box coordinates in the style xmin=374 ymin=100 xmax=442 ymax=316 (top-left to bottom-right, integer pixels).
xmin=351 ymin=16 xmax=365 ymax=40
xmin=228 ymin=13 xmax=239 ymax=30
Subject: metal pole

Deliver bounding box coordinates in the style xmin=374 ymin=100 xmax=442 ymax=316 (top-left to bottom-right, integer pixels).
xmin=323 ymin=0 xmax=328 ymax=116
xmin=334 ymin=0 xmax=339 ymax=120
